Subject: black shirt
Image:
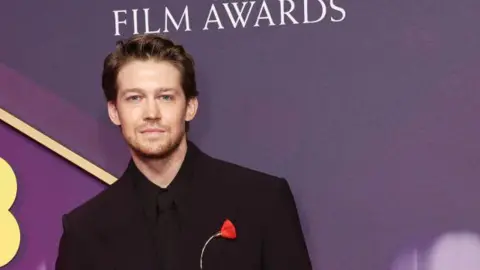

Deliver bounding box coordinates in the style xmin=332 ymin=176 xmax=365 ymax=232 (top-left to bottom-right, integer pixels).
xmin=127 ymin=144 xmax=196 ymax=270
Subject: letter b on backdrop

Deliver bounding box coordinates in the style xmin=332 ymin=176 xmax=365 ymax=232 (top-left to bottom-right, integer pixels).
xmin=0 ymin=157 xmax=21 ymax=267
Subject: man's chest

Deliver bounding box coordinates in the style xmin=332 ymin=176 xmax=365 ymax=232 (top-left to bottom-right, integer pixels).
xmin=98 ymin=200 xmax=264 ymax=270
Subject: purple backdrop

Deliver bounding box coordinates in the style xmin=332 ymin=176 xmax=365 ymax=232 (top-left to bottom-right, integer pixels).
xmin=0 ymin=123 xmax=105 ymax=270
xmin=2 ymin=0 xmax=480 ymax=269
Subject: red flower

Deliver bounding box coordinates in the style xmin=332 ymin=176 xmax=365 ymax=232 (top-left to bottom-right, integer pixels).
xmin=220 ymin=219 xmax=236 ymax=239
xmin=200 ymin=219 xmax=237 ymax=269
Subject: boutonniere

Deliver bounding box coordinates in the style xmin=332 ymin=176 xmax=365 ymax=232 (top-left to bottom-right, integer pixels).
xmin=200 ymin=219 xmax=237 ymax=269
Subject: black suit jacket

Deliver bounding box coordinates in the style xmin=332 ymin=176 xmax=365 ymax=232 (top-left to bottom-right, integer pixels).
xmin=55 ymin=143 xmax=312 ymax=270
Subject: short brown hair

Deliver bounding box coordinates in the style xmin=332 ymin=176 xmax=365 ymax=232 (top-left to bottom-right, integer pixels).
xmin=101 ymin=34 xmax=199 ymax=102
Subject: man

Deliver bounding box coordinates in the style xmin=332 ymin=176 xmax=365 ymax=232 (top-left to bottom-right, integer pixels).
xmin=55 ymin=33 xmax=311 ymax=270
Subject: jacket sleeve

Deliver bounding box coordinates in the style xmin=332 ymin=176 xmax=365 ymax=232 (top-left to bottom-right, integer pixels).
xmin=55 ymin=214 xmax=91 ymax=270
xmin=262 ymin=178 xmax=312 ymax=270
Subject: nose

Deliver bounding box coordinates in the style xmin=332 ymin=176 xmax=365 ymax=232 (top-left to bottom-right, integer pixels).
xmin=144 ymin=97 xmax=161 ymax=120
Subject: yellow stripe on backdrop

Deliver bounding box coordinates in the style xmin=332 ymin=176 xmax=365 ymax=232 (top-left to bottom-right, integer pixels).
xmin=0 ymin=107 xmax=116 ymax=185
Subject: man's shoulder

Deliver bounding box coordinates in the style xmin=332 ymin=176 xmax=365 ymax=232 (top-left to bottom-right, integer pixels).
xmin=192 ymin=141 xmax=289 ymax=189
xmin=204 ymin=155 xmax=296 ymax=221
xmin=205 ymin=155 xmax=290 ymax=194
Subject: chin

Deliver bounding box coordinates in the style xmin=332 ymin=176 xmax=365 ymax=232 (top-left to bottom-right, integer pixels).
xmin=135 ymin=149 xmax=171 ymax=159
xmin=135 ymin=143 xmax=181 ymax=159
xmin=127 ymin=134 xmax=185 ymax=158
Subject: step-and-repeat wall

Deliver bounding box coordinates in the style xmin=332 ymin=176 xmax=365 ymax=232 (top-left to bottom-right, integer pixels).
xmin=1 ymin=1 xmax=480 ymax=269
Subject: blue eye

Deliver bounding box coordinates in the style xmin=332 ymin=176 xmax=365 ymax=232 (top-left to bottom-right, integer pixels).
xmin=161 ymin=95 xmax=173 ymax=101
xmin=126 ymin=95 xmax=141 ymax=101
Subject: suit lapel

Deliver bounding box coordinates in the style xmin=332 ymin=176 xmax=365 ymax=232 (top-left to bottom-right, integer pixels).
xmin=102 ymin=176 xmax=158 ymax=270
xmin=173 ymin=155 xmax=241 ymax=270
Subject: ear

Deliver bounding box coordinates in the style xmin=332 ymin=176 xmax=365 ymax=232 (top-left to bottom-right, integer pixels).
xmin=107 ymin=101 xmax=121 ymax=126
xmin=185 ymin=97 xmax=198 ymax=122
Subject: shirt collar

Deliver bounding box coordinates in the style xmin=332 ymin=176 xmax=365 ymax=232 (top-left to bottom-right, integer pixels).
xmin=127 ymin=141 xmax=197 ymax=222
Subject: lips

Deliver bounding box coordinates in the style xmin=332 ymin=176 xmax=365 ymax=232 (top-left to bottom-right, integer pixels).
xmin=140 ymin=128 xmax=166 ymax=133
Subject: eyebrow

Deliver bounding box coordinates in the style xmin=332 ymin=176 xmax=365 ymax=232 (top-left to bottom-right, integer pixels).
xmin=121 ymin=87 xmax=177 ymax=95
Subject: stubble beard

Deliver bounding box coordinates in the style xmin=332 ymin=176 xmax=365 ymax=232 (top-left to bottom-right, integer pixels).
xmin=127 ymin=131 xmax=185 ymax=160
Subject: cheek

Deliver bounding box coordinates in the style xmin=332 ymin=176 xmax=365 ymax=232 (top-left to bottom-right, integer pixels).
xmin=163 ymin=106 xmax=187 ymax=126
xmin=118 ymin=108 xmax=142 ymax=131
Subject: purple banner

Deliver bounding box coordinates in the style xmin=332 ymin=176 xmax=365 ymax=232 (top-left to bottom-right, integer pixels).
xmin=1 ymin=0 xmax=480 ymax=269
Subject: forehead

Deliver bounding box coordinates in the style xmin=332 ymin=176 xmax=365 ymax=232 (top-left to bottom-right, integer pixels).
xmin=117 ymin=60 xmax=182 ymax=92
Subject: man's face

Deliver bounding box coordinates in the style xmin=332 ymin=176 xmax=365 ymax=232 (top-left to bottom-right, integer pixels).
xmin=108 ymin=59 xmax=198 ymax=158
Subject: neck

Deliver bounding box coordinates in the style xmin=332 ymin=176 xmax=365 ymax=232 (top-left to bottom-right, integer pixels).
xmin=131 ymin=139 xmax=188 ymax=188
